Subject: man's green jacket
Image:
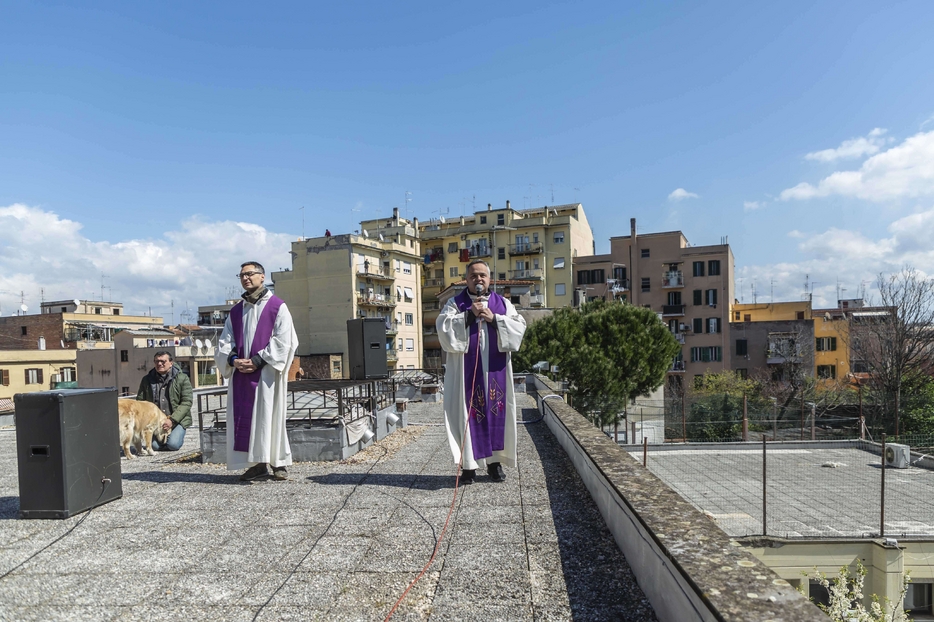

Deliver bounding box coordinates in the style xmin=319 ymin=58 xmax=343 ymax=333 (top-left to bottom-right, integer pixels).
xmin=136 ymin=363 xmax=193 ymax=429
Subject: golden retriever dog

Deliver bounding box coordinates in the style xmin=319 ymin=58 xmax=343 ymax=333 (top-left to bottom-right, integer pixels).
xmin=118 ymin=399 xmax=169 ymax=459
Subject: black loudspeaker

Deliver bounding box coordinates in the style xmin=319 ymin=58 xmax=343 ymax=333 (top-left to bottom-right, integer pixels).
xmin=347 ymin=318 xmax=389 ymax=380
xmin=15 ymin=389 xmax=123 ymax=519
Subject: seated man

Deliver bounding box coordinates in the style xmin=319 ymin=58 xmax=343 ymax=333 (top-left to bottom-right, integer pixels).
xmin=136 ymin=351 xmax=193 ymax=451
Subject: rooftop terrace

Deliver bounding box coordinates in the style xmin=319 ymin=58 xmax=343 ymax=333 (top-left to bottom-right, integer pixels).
xmin=0 ymin=396 xmax=656 ymax=621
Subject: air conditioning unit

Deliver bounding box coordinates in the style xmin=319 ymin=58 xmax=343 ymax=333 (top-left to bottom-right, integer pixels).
xmin=679 ymin=323 xmax=690 ymax=331
xmin=884 ymin=443 xmax=911 ymax=469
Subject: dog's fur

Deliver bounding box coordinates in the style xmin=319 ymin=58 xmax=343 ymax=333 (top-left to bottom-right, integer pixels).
xmin=118 ymin=399 xmax=169 ymax=459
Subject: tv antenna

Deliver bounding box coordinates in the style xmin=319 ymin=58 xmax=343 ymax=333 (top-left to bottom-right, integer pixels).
xmin=100 ymin=272 xmax=109 ymax=302
xmin=404 ymin=190 xmax=412 ymax=218
xmin=299 ymin=206 xmax=305 ymax=241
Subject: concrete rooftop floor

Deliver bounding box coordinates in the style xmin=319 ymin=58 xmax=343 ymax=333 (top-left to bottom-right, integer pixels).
xmin=0 ymin=394 xmax=656 ymax=621
xmin=635 ymin=446 xmax=934 ymax=539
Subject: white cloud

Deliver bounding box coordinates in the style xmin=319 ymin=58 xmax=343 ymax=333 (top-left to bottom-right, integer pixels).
xmin=668 ymin=188 xmax=699 ymax=201
xmin=737 ymin=206 xmax=934 ymax=307
xmin=921 ymin=114 xmax=934 ymax=131
xmin=804 ymin=128 xmax=889 ymax=162
xmin=0 ymin=204 xmax=295 ymax=319
xmin=743 ymin=200 xmax=764 ymax=211
xmin=780 ymin=130 xmax=934 ymax=202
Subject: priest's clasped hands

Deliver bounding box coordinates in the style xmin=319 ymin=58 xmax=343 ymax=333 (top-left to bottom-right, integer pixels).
xmin=470 ymin=301 xmax=495 ymax=323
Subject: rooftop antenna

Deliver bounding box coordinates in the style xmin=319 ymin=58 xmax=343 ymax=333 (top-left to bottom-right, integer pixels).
xmin=100 ymin=272 xmax=109 ymax=302
xmin=550 ymin=183 xmax=555 ymax=205
xmin=299 ymin=206 xmax=305 ymax=241
xmin=770 ymin=278 xmax=774 ymax=303
xmin=40 ymin=288 xmax=45 ymax=304
xmin=472 ymin=194 xmax=476 ymax=211
xmin=171 ymin=299 xmax=174 ymax=326
xmin=752 ymin=280 xmax=757 ymax=304
xmin=404 ymin=190 xmax=412 ymax=218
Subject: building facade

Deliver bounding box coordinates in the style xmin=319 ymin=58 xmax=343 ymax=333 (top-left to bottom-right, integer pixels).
xmin=272 ymin=208 xmax=423 ymax=376
xmin=419 ymin=201 xmax=594 ymax=369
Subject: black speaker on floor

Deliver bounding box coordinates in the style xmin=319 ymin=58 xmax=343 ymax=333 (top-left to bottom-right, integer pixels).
xmin=15 ymin=388 xmax=123 ymax=519
xmin=347 ymin=318 xmax=389 ymax=380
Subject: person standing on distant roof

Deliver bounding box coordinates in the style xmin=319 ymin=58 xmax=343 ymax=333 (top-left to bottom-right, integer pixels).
xmin=136 ymin=351 xmax=193 ymax=451
xmin=215 ymin=262 xmax=299 ymax=482
xmin=436 ymin=260 xmax=526 ymax=484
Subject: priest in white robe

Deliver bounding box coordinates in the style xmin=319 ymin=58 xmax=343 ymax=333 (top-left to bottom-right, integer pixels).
xmin=215 ymin=261 xmax=298 ymax=481
xmin=437 ymin=260 xmax=526 ymax=484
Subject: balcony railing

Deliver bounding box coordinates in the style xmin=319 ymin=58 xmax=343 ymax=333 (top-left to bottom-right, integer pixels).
xmin=468 ymin=246 xmax=493 ymax=258
xmin=386 ymin=320 xmax=400 ymax=335
xmin=528 ymin=293 xmax=545 ymax=307
xmin=422 ymin=301 xmax=441 ymax=312
xmin=423 ymin=326 xmax=438 ymax=336
xmin=508 ymin=242 xmax=543 ymax=255
xmin=669 ymin=360 xmax=686 ymax=373
xmin=357 ymin=294 xmax=396 ymax=307
xmin=509 ymin=268 xmax=543 ymax=280
xmin=607 ymin=278 xmax=630 ymax=292
xmin=662 ymin=271 xmax=684 ymax=288
xmin=662 ymin=304 xmax=685 ymax=316
xmin=386 ymin=348 xmax=398 ymax=362
xmin=424 ymin=250 xmax=444 ymax=264
xmin=357 ymin=266 xmax=394 ymax=280
xmin=424 ymin=278 xmax=446 ymax=287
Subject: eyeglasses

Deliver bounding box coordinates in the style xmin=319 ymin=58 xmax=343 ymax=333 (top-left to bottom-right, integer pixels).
xmin=154 ymin=359 xmax=171 ymax=365
xmin=237 ymin=271 xmax=263 ymax=278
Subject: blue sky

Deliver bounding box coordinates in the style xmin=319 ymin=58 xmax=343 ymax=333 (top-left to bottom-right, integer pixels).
xmin=2 ymin=1 xmax=934 ymax=318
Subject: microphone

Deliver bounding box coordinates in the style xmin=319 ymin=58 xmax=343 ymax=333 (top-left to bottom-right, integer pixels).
xmin=475 ymin=284 xmax=484 ymax=297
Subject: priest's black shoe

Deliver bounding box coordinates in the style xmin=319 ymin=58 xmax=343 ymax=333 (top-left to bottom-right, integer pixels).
xmin=460 ymin=469 xmax=475 ymax=485
xmin=240 ymin=463 xmax=269 ymax=482
xmin=488 ymin=462 xmax=506 ymax=482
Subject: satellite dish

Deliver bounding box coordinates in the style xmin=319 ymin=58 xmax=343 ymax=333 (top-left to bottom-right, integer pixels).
xmin=195 ymin=339 xmax=204 ymax=349
xmin=439 ymin=216 xmax=445 ymax=223
xmin=73 ymin=299 xmax=80 ymax=307
xmin=205 ymin=338 xmax=212 ymax=349
xmin=378 ymin=233 xmax=384 ymax=241
xmin=363 ymin=229 xmax=369 ymax=238
xmin=20 ymin=304 xmax=28 ymax=313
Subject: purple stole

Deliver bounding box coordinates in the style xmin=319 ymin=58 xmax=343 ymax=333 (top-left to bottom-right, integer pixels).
xmin=454 ymin=289 xmax=509 ymax=460
xmin=229 ymin=295 xmax=284 ymax=452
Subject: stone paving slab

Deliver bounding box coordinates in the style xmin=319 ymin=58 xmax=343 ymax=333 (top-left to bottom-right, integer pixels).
xmin=0 ymin=396 xmax=656 ymax=621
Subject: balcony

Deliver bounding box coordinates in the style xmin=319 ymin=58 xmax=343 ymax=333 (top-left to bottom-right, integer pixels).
xmin=528 ymin=293 xmax=545 ymax=307
xmin=668 ymin=360 xmax=686 ymax=373
xmin=509 ymin=268 xmax=543 ymax=280
xmin=357 ymin=266 xmax=395 ymax=281
xmin=607 ymin=278 xmax=630 ymax=293
xmin=672 ymin=333 xmax=686 ymax=344
xmin=357 ymin=294 xmax=396 ymax=308
xmin=423 ymin=326 xmax=438 ymax=336
xmin=424 ymin=250 xmax=444 ymax=264
xmin=386 ymin=320 xmax=399 ymax=336
xmin=662 ymin=304 xmax=685 ymax=317
xmin=424 ymin=278 xmax=446 ymax=288
xmin=469 ymin=246 xmax=493 ymax=259
xmin=422 ymin=301 xmax=441 ymax=312
xmin=386 ymin=348 xmax=398 ymax=362
xmin=662 ymin=271 xmax=684 ymax=288
xmin=508 ymin=242 xmax=543 ymax=256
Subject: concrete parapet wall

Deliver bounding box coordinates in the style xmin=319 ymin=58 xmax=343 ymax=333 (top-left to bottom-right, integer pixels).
xmin=527 ymin=374 xmax=826 ymax=622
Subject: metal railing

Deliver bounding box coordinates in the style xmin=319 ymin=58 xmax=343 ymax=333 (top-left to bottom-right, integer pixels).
xmin=509 ymin=268 xmax=543 ymax=279
xmin=509 ymin=242 xmax=543 ymax=255
xmin=662 ymin=271 xmax=684 ymax=287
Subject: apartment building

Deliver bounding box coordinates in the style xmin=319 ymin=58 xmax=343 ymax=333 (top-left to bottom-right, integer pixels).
xmin=272 ymin=208 xmax=423 ymax=376
xmin=582 ymin=218 xmax=734 ymax=389
xmin=419 ymin=201 xmax=594 ymax=368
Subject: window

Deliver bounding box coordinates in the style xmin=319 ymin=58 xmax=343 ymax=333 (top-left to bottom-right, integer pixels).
xmin=121 ymin=387 xmax=130 ymax=396
xmin=667 ymin=292 xmax=682 ymax=305
xmin=591 ymin=269 xmax=605 ymax=283
xmin=0 ymin=369 xmax=8 ymax=386
xmin=555 ymin=283 xmax=566 ymax=296
xmin=21 ymin=326 xmax=27 ymax=336
xmin=448 ymin=242 xmax=457 ymax=253
xmin=533 ymin=233 xmax=539 ymax=243
xmin=733 ymin=311 xmax=740 ymax=321
xmin=736 ymin=368 xmax=748 ymax=379
xmin=404 ymin=313 xmax=413 ymax=325
xmin=434 ymin=268 xmax=444 ymax=278
xmin=690 ymin=346 xmax=722 ymax=363
xmin=905 ymin=582 xmax=933 ymax=617
xmin=449 ymin=267 xmax=459 ymax=277
xmin=333 ymin=360 xmax=342 ymax=372
xmin=641 ymin=277 xmax=650 ymax=292
xmin=816 ymin=337 xmax=837 ymax=351
xmin=61 ymin=367 xmax=76 ymax=382
xmin=693 ymin=290 xmax=702 ymax=305
xmin=613 ymin=266 xmax=627 ymax=281
xmin=395 ymin=259 xmax=401 ymax=272
xmin=578 ymin=270 xmax=591 ymax=285
xmin=693 ymin=261 xmax=705 ymax=277
xmin=25 ymin=368 xmax=44 ymax=385
xmin=707 ymin=318 xmax=720 ymax=333
xmin=744 ymin=314 xmax=751 ymax=322
xmin=705 ymin=289 xmax=718 ymax=306
xmin=852 ymin=361 xmax=869 ymax=373
xmin=405 ymin=338 xmax=415 ymax=351
xmin=498 ymin=273 xmax=506 ymax=280
xmin=736 ymin=339 xmax=748 ymax=356
xmin=693 ymin=318 xmax=703 ymax=333
xmin=120 ymin=350 xmax=129 ymax=362
xmin=403 ymin=287 xmax=414 ymax=301
xmin=61 ymin=306 xmax=67 ymax=312
xmin=553 ymin=232 xmax=565 ymax=244
xmin=480 ymin=216 xmax=487 ymax=224
xmin=796 ymin=311 xmax=805 ymax=320
xmin=553 ymin=257 xmax=565 ymax=269
xmin=640 ymin=248 xmax=650 ymax=258
xmin=113 ymin=309 xmax=120 ymax=316
xmin=497 ymin=214 xmax=505 ymax=225
xmin=402 ymin=261 xmax=412 ymax=275
xmin=817 ymin=365 xmax=837 ymax=379
xmin=708 ymin=260 xmax=720 ymax=276
xmin=498 ymin=247 xmax=506 ymax=260
xmin=95 ymin=307 xmax=102 ymax=314
xmin=398 ymin=338 xmax=403 ymax=349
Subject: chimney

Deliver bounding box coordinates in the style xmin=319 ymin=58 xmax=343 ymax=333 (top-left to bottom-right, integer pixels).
xmin=487 ymin=203 xmax=492 ymax=211
xmin=631 ymin=218 xmax=637 ymax=241
xmin=506 ymin=200 xmax=510 ymax=210
xmin=393 ymin=207 xmax=399 ymax=225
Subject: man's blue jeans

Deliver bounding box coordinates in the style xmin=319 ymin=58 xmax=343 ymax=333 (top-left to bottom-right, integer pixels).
xmin=151 ymin=424 xmax=186 ymax=451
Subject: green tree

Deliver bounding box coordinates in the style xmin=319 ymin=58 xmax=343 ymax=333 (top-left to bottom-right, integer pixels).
xmin=517 ymin=300 xmax=680 ymax=427
xmin=688 ymin=370 xmax=769 ymax=441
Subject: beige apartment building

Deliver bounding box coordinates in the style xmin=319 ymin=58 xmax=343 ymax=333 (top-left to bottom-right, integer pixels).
xmin=418 ymin=201 xmax=594 ymax=368
xmin=578 ymin=218 xmax=735 ymax=390
xmin=273 ymin=208 xmax=423 ymax=376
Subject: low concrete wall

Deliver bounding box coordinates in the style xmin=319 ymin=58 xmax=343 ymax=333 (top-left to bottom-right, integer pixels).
xmin=201 ymin=404 xmax=406 ymax=464
xmin=527 ymin=374 xmax=825 ymax=622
